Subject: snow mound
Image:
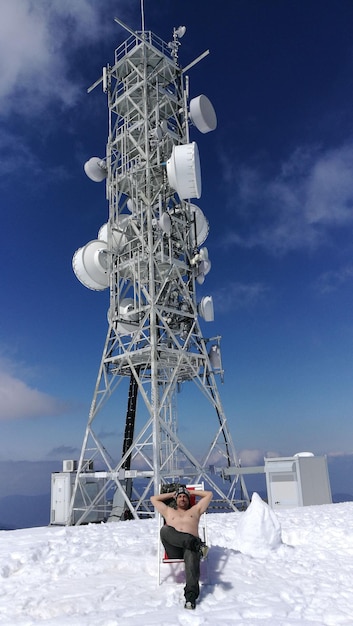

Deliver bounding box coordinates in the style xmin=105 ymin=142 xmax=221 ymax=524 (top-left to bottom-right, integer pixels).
xmin=237 ymin=492 xmax=282 ymax=556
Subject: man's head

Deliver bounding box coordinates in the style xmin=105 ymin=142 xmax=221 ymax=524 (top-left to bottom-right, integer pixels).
xmin=175 ymin=486 xmax=191 ymax=509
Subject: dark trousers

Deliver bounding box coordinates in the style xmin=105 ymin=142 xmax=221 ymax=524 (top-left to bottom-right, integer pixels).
xmin=160 ymin=525 xmax=201 ymax=602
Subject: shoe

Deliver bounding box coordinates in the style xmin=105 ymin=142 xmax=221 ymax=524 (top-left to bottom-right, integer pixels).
xmin=199 ymin=542 xmax=209 ymax=559
xmin=184 ymin=601 xmax=196 ymax=610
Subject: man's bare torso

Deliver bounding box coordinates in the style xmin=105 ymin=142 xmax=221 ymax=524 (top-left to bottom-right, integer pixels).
xmin=150 ymin=488 xmax=212 ymax=538
xmin=164 ymin=505 xmax=200 ymax=537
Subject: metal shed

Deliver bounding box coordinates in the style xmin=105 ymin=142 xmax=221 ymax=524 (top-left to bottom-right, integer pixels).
xmin=50 ymin=462 xmax=107 ymax=525
xmin=264 ymin=453 xmax=332 ymax=509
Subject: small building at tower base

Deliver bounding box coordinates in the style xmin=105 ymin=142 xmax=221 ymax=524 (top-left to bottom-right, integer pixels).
xmin=264 ymin=453 xmax=332 ymax=509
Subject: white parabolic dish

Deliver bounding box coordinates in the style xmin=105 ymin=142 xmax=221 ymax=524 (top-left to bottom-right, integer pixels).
xmin=189 ymin=204 xmax=209 ymax=246
xmin=166 ymin=142 xmax=201 ymax=199
xmin=199 ymin=295 xmax=214 ymax=321
xmin=72 ymin=240 xmax=109 ymax=291
xmin=189 ymin=95 xmax=217 ymax=134
xmin=115 ymin=298 xmax=139 ymax=334
xmin=98 ymin=217 xmax=129 ymax=253
xmin=84 ymin=157 xmax=107 ymax=182
xmin=119 ymin=298 xmax=139 ymax=322
xmin=108 ymin=297 xmax=139 ymax=335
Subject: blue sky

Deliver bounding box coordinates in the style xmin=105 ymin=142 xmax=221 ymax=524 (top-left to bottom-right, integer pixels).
xmin=1 ymin=0 xmax=353 ymax=487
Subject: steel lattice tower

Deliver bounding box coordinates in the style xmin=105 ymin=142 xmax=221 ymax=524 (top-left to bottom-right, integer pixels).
xmin=68 ymin=18 xmax=248 ymax=525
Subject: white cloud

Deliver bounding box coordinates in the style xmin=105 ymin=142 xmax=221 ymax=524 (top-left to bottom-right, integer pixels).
xmin=238 ymin=449 xmax=264 ymax=466
xmin=327 ymin=451 xmax=353 ymax=458
xmin=238 ymin=449 xmax=280 ymax=466
xmin=315 ymin=263 xmax=353 ymax=294
xmin=47 ymin=445 xmax=79 ymax=459
xmin=0 ymin=126 xmax=71 ymax=187
xmin=0 ymin=361 xmax=67 ymax=421
xmin=0 ymin=0 xmax=128 ymax=185
xmin=0 ymin=0 xmax=122 ymax=116
xmin=306 ymin=146 xmax=353 ymax=225
xmin=212 ymin=281 xmax=269 ymax=314
xmin=222 ymin=143 xmax=353 ymax=255
xmin=0 ymin=127 xmax=43 ymax=177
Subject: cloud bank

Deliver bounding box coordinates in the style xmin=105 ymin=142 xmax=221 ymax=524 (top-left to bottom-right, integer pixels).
xmin=0 ymin=0 xmax=121 ymax=116
xmin=223 ymin=143 xmax=353 ymax=255
xmin=212 ymin=281 xmax=269 ymax=314
xmin=315 ymin=263 xmax=353 ymax=294
xmin=0 ymin=362 xmax=67 ymax=421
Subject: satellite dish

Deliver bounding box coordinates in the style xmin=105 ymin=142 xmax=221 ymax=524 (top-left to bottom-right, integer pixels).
xmin=159 ymin=212 xmax=171 ymax=235
xmin=98 ymin=218 xmax=129 ymax=253
xmin=174 ymin=25 xmax=186 ymax=38
xmin=113 ymin=298 xmax=139 ymax=334
xmin=199 ymin=258 xmax=211 ymax=276
xmin=196 ymin=272 xmax=205 ymax=285
xmin=209 ymin=344 xmax=221 ymax=370
xmin=198 ymin=295 xmax=214 ymax=321
xmin=189 ymin=204 xmax=209 ymax=246
xmin=190 ymin=95 xmax=217 ymax=134
xmin=108 ymin=302 xmax=138 ymax=335
xmin=98 ymin=223 xmax=108 ymax=241
xmin=72 ymin=240 xmax=109 ymax=291
xmin=166 ymin=142 xmax=201 ymax=199
xmin=126 ymin=198 xmax=135 ymax=213
xmin=84 ymin=157 xmax=107 ymax=182
xmin=294 ymin=452 xmax=315 ymax=458
xmin=115 ymin=321 xmax=138 ymax=335
xmin=119 ymin=298 xmax=139 ymax=322
xmin=199 ymin=246 xmax=208 ymax=261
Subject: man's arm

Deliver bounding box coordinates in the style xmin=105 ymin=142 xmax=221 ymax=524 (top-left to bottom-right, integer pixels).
xmin=189 ymin=489 xmax=213 ymax=515
xmin=150 ymin=491 xmax=176 ymax=517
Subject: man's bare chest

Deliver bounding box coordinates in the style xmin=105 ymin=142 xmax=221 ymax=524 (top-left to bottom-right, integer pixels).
xmin=167 ymin=509 xmax=198 ymax=524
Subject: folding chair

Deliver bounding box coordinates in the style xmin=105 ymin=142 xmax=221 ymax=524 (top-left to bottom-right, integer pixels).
xmin=157 ymin=482 xmax=209 ymax=585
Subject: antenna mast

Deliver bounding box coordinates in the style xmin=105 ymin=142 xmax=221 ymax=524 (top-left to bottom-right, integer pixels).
xmin=140 ymin=0 xmax=145 ymax=32
xmin=68 ymin=16 xmax=248 ymax=524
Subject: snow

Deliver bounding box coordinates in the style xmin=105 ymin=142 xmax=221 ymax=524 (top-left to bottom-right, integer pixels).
xmin=236 ymin=492 xmax=283 ymax=556
xmin=1 ymin=495 xmax=353 ymax=625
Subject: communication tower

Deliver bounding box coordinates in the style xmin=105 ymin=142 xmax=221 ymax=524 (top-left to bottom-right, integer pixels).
xmin=68 ymin=14 xmax=248 ymax=524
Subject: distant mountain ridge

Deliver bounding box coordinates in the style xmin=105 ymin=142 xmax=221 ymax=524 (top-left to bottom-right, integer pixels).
xmin=0 ymin=456 xmax=352 ymax=529
xmin=0 ymin=490 xmax=352 ymax=530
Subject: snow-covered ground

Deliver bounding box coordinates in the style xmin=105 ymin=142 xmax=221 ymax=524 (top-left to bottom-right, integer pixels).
xmin=1 ymin=494 xmax=353 ymax=625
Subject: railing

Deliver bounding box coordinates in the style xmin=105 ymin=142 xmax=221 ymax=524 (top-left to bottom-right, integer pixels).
xmin=115 ymin=31 xmax=173 ymax=65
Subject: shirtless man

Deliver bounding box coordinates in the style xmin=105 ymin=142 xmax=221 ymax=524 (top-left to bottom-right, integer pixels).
xmin=151 ymin=486 xmax=212 ymax=610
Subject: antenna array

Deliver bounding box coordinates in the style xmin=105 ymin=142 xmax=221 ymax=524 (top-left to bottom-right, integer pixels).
xmin=68 ymin=17 xmax=248 ymax=524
